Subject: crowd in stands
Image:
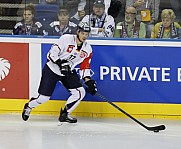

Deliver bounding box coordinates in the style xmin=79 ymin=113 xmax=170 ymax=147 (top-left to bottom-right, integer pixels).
xmin=1 ymin=0 xmax=181 ymax=39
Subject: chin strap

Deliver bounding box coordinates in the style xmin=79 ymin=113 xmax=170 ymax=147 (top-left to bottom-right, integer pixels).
xmin=76 ymin=33 xmax=83 ymax=43
xmin=76 ymin=33 xmax=84 ymax=51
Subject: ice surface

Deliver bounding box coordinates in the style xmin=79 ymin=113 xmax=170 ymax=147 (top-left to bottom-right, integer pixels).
xmin=0 ymin=114 xmax=180 ymax=149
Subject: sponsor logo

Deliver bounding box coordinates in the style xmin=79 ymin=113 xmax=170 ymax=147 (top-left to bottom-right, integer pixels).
xmin=0 ymin=42 xmax=29 ymax=99
xmin=80 ymin=51 xmax=88 ymax=58
xmin=0 ymin=58 xmax=11 ymax=81
xmin=74 ymin=68 xmax=94 ymax=77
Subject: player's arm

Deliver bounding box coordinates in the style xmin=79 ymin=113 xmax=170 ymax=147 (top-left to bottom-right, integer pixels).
xmin=47 ymin=43 xmax=62 ymax=63
xmin=47 ymin=43 xmax=71 ymax=76
xmin=80 ymin=53 xmax=97 ymax=95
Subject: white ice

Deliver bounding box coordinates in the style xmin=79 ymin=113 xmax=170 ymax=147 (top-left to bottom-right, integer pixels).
xmin=0 ymin=114 xmax=181 ymax=149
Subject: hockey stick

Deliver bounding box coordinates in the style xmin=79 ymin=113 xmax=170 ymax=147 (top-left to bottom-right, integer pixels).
xmin=95 ymin=92 xmax=166 ymax=132
xmin=70 ymin=74 xmax=165 ymax=132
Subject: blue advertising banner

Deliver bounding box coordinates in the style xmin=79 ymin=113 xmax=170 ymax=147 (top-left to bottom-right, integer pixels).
xmin=41 ymin=41 xmax=181 ymax=104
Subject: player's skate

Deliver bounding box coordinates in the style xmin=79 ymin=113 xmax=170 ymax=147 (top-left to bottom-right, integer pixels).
xmin=58 ymin=108 xmax=77 ymax=125
xmin=22 ymin=98 xmax=35 ymax=121
xmin=22 ymin=103 xmax=32 ymax=121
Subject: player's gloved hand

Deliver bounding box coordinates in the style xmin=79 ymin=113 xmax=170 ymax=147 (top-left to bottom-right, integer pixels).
xmin=85 ymin=80 xmax=97 ymax=95
xmin=56 ymin=59 xmax=71 ymax=76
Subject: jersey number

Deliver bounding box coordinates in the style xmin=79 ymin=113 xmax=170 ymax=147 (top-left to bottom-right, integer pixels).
xmin=68 ymin=55 xmax=76 ymax=61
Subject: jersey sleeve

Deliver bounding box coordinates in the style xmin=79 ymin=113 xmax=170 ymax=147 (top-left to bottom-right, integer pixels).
xmin=47 ymin=36 xmax=65 ymax=62
xmin=103 ymin=15 xmax=115 ymax=37
xmin=79 ymin=52 xmax=92 ymax=79
xmin=12 ymin=22 xmax=23 ymax=35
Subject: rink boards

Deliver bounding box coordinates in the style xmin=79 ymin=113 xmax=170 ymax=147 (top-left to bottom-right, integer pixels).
xmin=0 ymin=36 xmax=181 ymax=118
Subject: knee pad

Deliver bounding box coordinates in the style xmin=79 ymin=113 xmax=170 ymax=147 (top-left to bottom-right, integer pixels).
xmin=69 ymin=87 xmax=86 ymax=101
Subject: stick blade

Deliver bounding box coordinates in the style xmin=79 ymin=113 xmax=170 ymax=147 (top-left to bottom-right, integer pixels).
xmin=147 ymin=125 xmax=166 ymax=132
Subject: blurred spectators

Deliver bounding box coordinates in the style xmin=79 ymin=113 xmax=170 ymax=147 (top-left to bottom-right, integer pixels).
xmin=34 ymin=0 xmax=59 ymax=34
xmin=81 ymin=0 xmax=115 ymax=37
xmin=48 ymin=7 xmax=77 ymax=36
xmin=126 ymin=0 xmax=160 ymax=37
xmin=76 ymin=0 xmax=125 ymax=23
xmin=63 ymin=0 xmax=81 ymax=17
xmin=151 ymin=9 xmax=181 ymax=39
xmin=126 ymin=0 xmax=160 ymax=23
xmin=13 ymin=4 xmax=44 ymax=35
xmin=70 ymin=5 xmax=86 ymax=26
xmin=114 ymin=6 xmax=146 ymax=38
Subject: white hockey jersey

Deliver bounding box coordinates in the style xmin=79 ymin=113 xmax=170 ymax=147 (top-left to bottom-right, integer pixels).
xmin=81 ymin=13 xmax=115 ymax=38
xmin=47 ymin=34 xmax=93 ymax=78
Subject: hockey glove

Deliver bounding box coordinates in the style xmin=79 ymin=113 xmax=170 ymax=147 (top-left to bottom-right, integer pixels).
xmin=56 ymin=59 xmax=71 ymax=76
xmin=85 ymin=80 xmax=97 ymax=95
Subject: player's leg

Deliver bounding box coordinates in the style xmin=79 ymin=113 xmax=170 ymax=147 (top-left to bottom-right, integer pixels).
xmin=59 ymin=87 xmax=86 ymax=123
xmin=22 ymin=64 xmax=59 ymax=121
xmin=59 ymin=70 xmax=86 ymax=123
xmin=22 ymin=95 xmax=50 ymax=121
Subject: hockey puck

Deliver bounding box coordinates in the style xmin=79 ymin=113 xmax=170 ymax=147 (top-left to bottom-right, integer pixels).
xmin=154 ymin=130 xmax=159 ymax=133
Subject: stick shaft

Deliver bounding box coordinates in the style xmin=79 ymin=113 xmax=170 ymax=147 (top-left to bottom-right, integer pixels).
xmin=96 ymin=93 xmax=149 ymax=129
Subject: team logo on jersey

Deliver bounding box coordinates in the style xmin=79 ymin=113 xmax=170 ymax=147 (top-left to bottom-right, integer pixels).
xmin=67 ymin=45 xmax=75 ymax=53
xmin=80 ymin=50 xmax=88 ymax=58
xmin=0 ymin=58 xmax=11 ymax=81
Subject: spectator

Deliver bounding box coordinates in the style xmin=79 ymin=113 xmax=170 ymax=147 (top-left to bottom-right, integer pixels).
xmin=17 ymin=1 xmax=40 ymax=17
xmin=69 ymin=4 xmax=86 ymax=25
xmin=126 ymin=0 xmax=160 ymax=37
xmin=83 ymin=0 xmax=111 ymax=15
xmin=81 ymin=0 xmax=115 ymax=38
xmin=13 ymin=4 xmax=44 ymax=35
xmin=114 ymin=6 xmax=146 ymax=38
xmin=151 ymin=9 xmax=181 ymax=39
xmin=48 ymin=7 xmax=77 ymax=36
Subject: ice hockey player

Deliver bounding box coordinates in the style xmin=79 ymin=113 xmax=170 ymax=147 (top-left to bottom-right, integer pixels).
xmin=22 ymin=22 xmax=97 ymax=124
